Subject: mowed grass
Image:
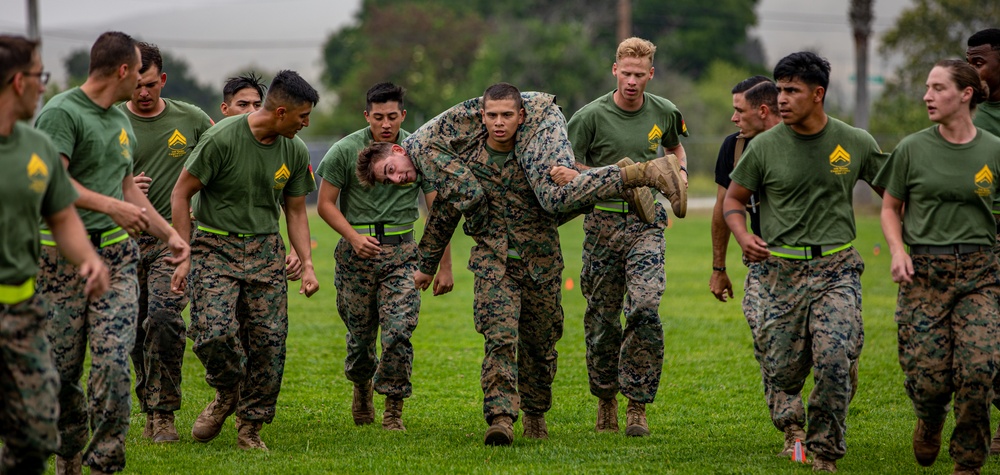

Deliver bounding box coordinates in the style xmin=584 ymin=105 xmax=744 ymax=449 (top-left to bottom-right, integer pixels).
xmin=46 ymin=208 xmax=998 ymax=474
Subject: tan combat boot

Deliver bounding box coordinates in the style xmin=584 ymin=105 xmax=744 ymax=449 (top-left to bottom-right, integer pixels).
xmin=616 ymin=157 xmax=656 ymax=224
xmin=382 ymin=396 xmax=405 ymax=431
xmin=151 ymin=411 xmax=180 ymax=443
xmin=953 ymin=463 xmax=982 ymax=475
xmin=625 ymin=399 xmax=650 ymax=437
xmin=484 ymin=415 xmax=514 ymax=446
xmin=619 ymin=154 xmax=687 ymax=218
xmin=778 ymin=423 xmax=806 ymax=457
xmin=236 ymin=418 xmax=268 ymax=451
xmin=352 ymin=380 xmax=375 ymax=425
xmin=55 ymin=453 xmax=82 ymax=475
xmin=812 ymin=457 xmax=837 ymax=472
xmin=522 ymin=412 xmax=548 ymax=439
xmin=191 ymin=388 xmax=239 ymax=442
xmin=595 ymin=397 xmax=619 ymax=433
xmin=142 ymin=412 xmax=153 ymax=439
xmin=913 ymin=418 xmax=944 ymax=467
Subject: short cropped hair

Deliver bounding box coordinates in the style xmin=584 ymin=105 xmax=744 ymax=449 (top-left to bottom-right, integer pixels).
xmin=482 ymin=82 xmax=522 ymax=110
xmin=356 ymin=142 xmax=394 ymax=187
xmin=733 ymin=76 xmax=778 ymax=111
xmin=0 ymin=35 xmax=39 ymax=90
xmin=616 ymin=37 xmax=656 ymax=64
xmin=137 ymin=42 xmax=162 ymax=75
xmin=223 ymin=72 xmax=267 ymax=104
xmin=968 ymin=28 xmax=1000 ymax=50
xmin=366 ymin=82 xmax=405 ymax=111
xmin=773 ymin=51 xmax=831 ymax=91
xmin=222 ymin=71 xmax=267 ymax=104
xmin=935 ymin=59 xmax=989 ymax=111
xmin=264 ymin=70 xmax=319 ymax=110
xmin=89 ymin=31 xmax=138 ymax=77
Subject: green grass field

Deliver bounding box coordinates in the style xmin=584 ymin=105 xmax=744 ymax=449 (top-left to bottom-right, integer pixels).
xmin=53 ymin=209 xmax=997 ymax=474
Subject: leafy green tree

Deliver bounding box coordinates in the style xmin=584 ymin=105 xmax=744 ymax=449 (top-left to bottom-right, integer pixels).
xmin=872 ymin=0 xmax=1000 ymax=148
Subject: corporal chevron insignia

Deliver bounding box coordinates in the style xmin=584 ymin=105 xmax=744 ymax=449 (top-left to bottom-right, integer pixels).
xmin=975 ymin=164 xmax=993 ymax=197
xmin=168 ymin=129 xmax=189 ymax=158
xmin=274 ymin=163 xmax=291 ymax=189
xmin=829 ymin=145 xmax=851 ymax=175
xmin=28 ymin=153 xmax=49 ymax=193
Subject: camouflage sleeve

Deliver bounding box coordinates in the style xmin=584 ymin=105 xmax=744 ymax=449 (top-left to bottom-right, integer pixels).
xmin=418 ymin=196 xmax=462 ymax=275
xmin=404 ymin=98 xmax=490 ymax=234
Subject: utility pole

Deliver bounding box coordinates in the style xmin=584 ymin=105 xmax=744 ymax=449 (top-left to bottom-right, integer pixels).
xmin=617 ymin=0 xmax=631 ymax=42
xmin=27 ymin=0 xmax=40 ymax=40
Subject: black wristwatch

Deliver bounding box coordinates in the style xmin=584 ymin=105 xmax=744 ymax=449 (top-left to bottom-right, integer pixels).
xmin=713 ymin=266 xmax=726 ymax=272
xmin=680 ymin=165 xmax=688 ymax=174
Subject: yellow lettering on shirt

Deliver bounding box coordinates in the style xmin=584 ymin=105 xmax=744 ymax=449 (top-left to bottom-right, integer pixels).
xmin=976 ymin=164 xmax=993 ymax=197
xmin=274 ymin=163 xmax=291 ymax=190
xmin=829 ymin=145 xmax=851 ymax=175
xmin=168 ymin=129 xmax=188 ymax=158
xmin=28 ymin=153 xmax=49 ymax=193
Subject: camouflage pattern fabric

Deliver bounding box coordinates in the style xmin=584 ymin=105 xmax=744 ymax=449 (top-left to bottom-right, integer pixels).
xmin=188 ymin=230 xmax=288 ymax=423
xmin=406 ymin=92 xmax=624 ymax=253
xmin=743 ymin=259 xmax=806 ymax=430
xmin=580 ymin=205 xmax=666 ymax=404
xmin=1 ymin=293 xmax=60 ymax=475
xmin=38 ymin=240 xmax=139 ymax=473
xmin=897 ymin=251 xmax=1000 ymax=469
xmin=132 ymin=234 xmax=187 ymax=414
xmin=755 ymin=247 xmax=865 ymax=461
xmin=474 ymin=259 xmax=563 ymax=422
xmin=334 ymin=238 xmax=419 ymax=398
xmin=991 ymin=237 xmax=1000 ymax=412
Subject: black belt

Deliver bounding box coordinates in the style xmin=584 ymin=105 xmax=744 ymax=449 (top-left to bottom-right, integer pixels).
xmin=376 ymin=231 xmax=413 ymax=245
xmin=909 ymin=244 xmax=990 ymax=255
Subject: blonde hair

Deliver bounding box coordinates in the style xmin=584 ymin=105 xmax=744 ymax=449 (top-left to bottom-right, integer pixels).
xmin=616 ymin=37 xmax=656 ymax=63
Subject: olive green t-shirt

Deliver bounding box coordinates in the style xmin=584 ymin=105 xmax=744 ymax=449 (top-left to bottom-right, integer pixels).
xmin=974 ymin=101 xmax=1000 ymax=137
xmin=567 ymin=90 xmax=688 ymax=167
xmin=730 ymin=117 xmax=888 ymax=247
xmin=874 ymin=126 xmax=1000 ymax=246
xmin=316 ymin=127 xmax=432 ymax=225
xmin=118 ymin=98 xmax=213 ymax=219
xmin=35 ymin=87 xmax=136 ymax=232
xmin=0 ymin=122 xmax=78 ymax=284
xmin=185 ymin=114 xmax=316 ymax=234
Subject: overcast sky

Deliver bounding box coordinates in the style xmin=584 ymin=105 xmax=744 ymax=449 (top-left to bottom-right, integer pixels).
xmin=3 ymin=0 xmax=911 ymax=108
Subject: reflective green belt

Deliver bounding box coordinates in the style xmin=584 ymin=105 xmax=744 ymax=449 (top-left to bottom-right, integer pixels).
xmin=0 ymin=278 xmax=35 ymax=305
xmin=768 ymin=243 xmax=853 ymax=260
xmin=507 ymin=248 xmax=521 ymax=260
xmin=595 ymin=200 xmax=628 ymax=213
xmin=351 ymin=222 xmax=415 ymax=237
xmin=197 ymin=225 xmax=256 ymax=238
xmin=40 ymin=226 xmax=129 ymax=249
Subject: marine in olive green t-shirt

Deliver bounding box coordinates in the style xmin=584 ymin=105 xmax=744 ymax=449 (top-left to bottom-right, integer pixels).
xmin=118 ymin=98 xmax=213 ymax=219
xmin=184 ymin=114 xmax=316 ymax=234
xmin=316 ymin=127 xmax=431 ymax=225
xmin=874 ymin=126 xmax=1000 ymax=246
xmin=0 ymin=122 xmax=78 ymax=284
xmin=568 ymin=90 xmax=688 ymax=167
xmin=730 ymin=117 xmax=888 ymax=247
xmin=34 ymin=87 xmax=136 ymax=232
xmin=975 ymin=101 xmax=1000 ymax=137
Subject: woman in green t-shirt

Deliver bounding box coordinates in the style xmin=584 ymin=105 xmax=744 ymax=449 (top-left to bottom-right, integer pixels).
xmin=877 ymin=59 xmax=1000 ymax=474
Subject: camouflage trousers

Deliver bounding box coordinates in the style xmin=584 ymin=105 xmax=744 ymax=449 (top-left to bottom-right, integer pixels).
xmin=742 ymin=259 xmax=806 ymax=431
xmin=474 ymin=258 xmax=564 ymax=423
xmin=334 ymin=238 xmax=419 ymax=398
xmin=132 ymin=234 xmax=187 ymax=414
xmin=38 ymin=239 xmax=139 ymax=473
xmin=897 ymin=251 xmax=1000 ymax=469
xmin=1 ymin=292 xmax=59 ymax=475
xmin=990 ymin=236 xmax=1000 ymax=412
xmin=580 ymin=204 xmax=666 ymax=403
xmin=756 ymin=247 xmax=865 ymax=461
xmin=188 ymin=230 xmax=288 ymax=423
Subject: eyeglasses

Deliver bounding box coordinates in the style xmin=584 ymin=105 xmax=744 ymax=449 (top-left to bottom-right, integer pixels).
xmin=7 ymin=70 xmax=50 ymax=86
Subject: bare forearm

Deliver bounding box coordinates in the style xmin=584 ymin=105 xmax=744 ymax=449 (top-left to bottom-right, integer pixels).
xmin=123 ymin=181 xmax=173 ymax=240
xmin=286 ymin=200 xmax=313 ymax=267
xmin=711 ymin=196 xmax=730 ymax=268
